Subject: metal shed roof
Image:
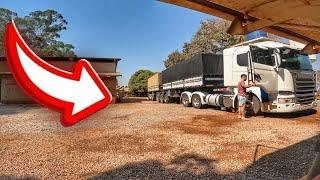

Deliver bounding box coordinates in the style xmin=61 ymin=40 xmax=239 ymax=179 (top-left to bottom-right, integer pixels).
xmin=0 ymin=56 xmax=121 ymax=62
xmin=159 ymin=0 xmax=320 ymax=52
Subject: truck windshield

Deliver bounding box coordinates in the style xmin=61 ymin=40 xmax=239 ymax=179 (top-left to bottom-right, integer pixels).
xmin=250 ymin=45 xmax=275 ymax=66
xmin=279 ymin=48 xmax=313 ymax=71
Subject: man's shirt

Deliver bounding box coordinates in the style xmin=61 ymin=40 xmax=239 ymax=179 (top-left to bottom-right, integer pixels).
xmin=238 ymin=81 xmax=247 ymax=96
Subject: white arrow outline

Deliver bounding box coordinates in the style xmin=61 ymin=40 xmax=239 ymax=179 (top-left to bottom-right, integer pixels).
xmin=16 ymin=43 xmax=106 ymax=115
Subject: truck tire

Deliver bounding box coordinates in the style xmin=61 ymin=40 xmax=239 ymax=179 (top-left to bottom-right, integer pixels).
xmin=159 ymin=94 xmax=164 ymax=103
xmin=181 ymin=94 xmax=191 ymax=107
xmin=248 ymin=95 xmax=261 ymax=116
xmin=233 ymin=96 xmax=239 ymax=113
xmin=191 ymin=94 xmax=203 ymax=109
xmin=164 ymin=94 xmax=171 ymax=103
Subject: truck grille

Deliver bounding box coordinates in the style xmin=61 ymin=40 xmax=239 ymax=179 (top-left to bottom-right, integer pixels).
xmin=294 ymin=77 xmax=316 ymax=104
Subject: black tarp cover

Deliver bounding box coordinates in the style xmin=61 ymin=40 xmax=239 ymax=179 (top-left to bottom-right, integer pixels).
xmin=162 ymin=53 xmax=223 ymax=85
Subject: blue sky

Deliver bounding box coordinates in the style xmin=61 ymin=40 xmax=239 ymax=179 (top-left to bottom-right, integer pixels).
xmin=1 ymin=0 xmax=211 ymax=85
xmin=2 ymin=0 xmax=319 ymax=86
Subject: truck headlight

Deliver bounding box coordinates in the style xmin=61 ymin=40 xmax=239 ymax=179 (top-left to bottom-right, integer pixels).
xmin=278 ymin=98 xmax=295 ymax=104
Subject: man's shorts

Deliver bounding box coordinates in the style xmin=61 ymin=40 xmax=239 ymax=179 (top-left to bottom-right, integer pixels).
xmin=238 ymin=95 xmax=247 ymax=106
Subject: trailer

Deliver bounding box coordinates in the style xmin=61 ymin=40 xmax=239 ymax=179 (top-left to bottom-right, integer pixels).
xmin=162 ymin=53 xmax=224 ymax=90
xmin=148 ymin=38 xmax=317 ymax=115
xmin=147 ymin=72 xmax=162 ymax=101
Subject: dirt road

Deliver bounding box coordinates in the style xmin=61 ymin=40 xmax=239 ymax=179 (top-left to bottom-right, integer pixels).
xmin=0 ymin=97 xmax=319 ymax=179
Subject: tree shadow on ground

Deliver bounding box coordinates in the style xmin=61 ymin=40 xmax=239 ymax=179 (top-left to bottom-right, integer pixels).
xmin=0 ymin=104 xmax=40 ymax=115
xmin=87 ymin=135 xmax=319 ymax=180
xmin=238 ymin=135 xmax=318 ymax=179
xmin=0 ymin=175 xmax=38 ymax=180
xmin=87 ymin=154 xmax=228 ymax=180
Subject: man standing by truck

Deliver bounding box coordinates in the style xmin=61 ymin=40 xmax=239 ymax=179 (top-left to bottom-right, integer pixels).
xmin=238 ymin=74 xmax=255 ymax=119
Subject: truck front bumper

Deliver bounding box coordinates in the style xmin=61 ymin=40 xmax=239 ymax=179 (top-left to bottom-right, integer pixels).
xmin=268 ymin=101 xmax=317 ymax=113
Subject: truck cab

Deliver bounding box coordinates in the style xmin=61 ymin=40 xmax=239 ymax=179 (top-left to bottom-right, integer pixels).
xmin=224 ymin=38 xmax=317 ymax=113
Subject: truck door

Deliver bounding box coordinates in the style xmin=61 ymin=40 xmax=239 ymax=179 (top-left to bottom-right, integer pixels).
xmin=249 ymin=45 xmax=278 ymax=99
xmin=232 ymin=47 xmax=251 ymax=86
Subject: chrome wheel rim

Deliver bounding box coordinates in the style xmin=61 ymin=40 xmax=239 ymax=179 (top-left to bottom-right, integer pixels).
xmin=182 ymin=95 xmax=188 ymax=105
xmin=193 ymin=96 xmax=200 ymax=106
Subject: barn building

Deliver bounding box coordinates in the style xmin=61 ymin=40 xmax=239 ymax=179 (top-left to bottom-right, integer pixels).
xmin=0 ymin=57 xmax=121 ymax=104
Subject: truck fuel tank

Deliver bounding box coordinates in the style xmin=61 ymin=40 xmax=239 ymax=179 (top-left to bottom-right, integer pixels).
xmin=206 ymin=94 xmax=224 ymax=107
xmin=206 ymin=94 xmax=234 ymax=108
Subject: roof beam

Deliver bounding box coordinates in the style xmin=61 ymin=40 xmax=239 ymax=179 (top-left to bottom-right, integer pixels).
xmin=159 ymin=0 xmax=234 ymax=20
xmin=228 ymin=17 xmax=291 ymax=35
xmin=233 ymin=3 xmax=319 ymax=35
xmin=245 ymin=0 xmax=307 ymax=16
xmin=227 ymin=17 xmax=312 ymax=44
xmin=263 ymin=26 xmax=310 ymax=45
xmin=226 ymin=3 xmax=320 ymax=44
xmin=245 ymin=18 xmax=290 ymax=33
xmin=227 ymin=17 xmax=244 ymax=35
xmin=302 ymin=42 xmax=318 ymax=54
xmin=158 ymin=0 xmax=320 ymax=45
xmin=276 ymin=23 xmax=320 ymax=32
xmin=299 ymin=0 xmax=311 ymax=5
xmin=245 ymin=0 xmax=281 ymax=14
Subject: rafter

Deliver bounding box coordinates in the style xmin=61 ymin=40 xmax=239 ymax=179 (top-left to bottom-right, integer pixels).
xmin=158 ymin=0 xmax=320 ymax=46
xmin=276 ymin=23 xmax=320 ymax=32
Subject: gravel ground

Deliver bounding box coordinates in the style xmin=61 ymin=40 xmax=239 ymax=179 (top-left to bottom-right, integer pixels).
xmin=0 ymin=97 xmax=319 ymax=179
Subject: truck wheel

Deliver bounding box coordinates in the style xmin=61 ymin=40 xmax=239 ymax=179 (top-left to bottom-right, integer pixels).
xmin=159 ymin=94 xmax=164 ymax=103
xmin=191 ymin=94 xmax=202 ymax=109
xmin=233 ymin=96 xmax=239 ymax=113
xmin=156 ymin=94 xmax=160 ymax=102
xmin=164 ymin=94 xmax=171 ymax=103
xmin=248 ymin=95 xmax=261 ymax=116
xmin=181 ymin=94 xmax=191 ymax=107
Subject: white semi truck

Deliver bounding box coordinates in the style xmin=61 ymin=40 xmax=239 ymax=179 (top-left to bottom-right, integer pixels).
xmin=148 ymin=38 xmax=317 ymax=115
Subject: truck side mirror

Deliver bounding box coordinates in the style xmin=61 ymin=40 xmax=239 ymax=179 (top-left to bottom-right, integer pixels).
xmin=273 ymin=48 xmax=281 ymax=68
xmin=276 ymin=53 xmax=281 ymax=67
xmin=271 ymin=54 xmax=280 ymax=71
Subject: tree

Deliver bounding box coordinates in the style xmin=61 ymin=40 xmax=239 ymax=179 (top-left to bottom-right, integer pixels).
xmin=0 ymin=8 xmax=75 ymax=57
xmin=128 ymin=70 xmax=154 ymax=94
xmin=0 ymin=8 xmax=17 ymax=56
xmin=164 ymin=50 xmax=186 ymax=68
xmin=164 ymin=18 xmax=244 ymax=68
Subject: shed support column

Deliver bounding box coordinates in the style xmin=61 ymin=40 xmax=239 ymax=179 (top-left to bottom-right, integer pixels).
xmin=302 ymin=43 xmax=318 ymax=55
xmin=227 ymin=17 xmax=245 ymax=35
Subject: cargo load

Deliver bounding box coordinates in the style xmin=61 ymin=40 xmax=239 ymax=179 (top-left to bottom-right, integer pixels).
xmin=147 ymin=73 xmax=162 ymax=92
xmin=162 ymin=53 xmax=224 ymax=90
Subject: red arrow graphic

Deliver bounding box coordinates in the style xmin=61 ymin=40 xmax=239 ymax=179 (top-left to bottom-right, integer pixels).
xmin=5 ymin=21 xmax=112 ymax=127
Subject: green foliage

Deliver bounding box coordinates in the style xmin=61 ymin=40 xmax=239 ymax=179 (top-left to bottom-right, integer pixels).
xmin=0 ymin=8 xmax=75 ymax=57
xmin=0 ymin=8 xmax=17 ymax=56
xmin=128 ymin=70 xmax=154 ymax=93
xmin=164 ymin=50 xmax=186 ymax=69
xmin=164 ymin=18 xmax=244 ymax=68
